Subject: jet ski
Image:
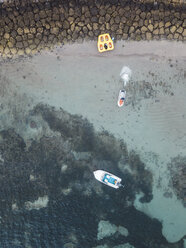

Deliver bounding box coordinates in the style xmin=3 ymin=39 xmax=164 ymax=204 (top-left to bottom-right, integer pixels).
xmin=93 ymin=170 xmax=124 ymax=189
xmin=117 ymin=90 xmax=126 ymax=107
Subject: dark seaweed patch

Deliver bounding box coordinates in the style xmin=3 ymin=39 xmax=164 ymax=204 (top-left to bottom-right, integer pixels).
xmin=0 ymin=103 xmax=177 ymax=248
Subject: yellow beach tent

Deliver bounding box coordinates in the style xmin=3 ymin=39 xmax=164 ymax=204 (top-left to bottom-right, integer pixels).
xmin=97 ymin=33 xmax=114 ymax=53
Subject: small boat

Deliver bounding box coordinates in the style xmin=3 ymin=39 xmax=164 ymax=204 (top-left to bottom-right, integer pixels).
xmin=117 ymin=90 xmax=126 ymax=107
xmin=93 ymin=170 xmax=123 ymax=189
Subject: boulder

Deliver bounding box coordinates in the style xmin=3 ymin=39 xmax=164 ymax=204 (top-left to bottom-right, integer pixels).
xmin=23 ymin=41 xmax=28 ymax=47
xmin=183 ymin=29 xmax=186 ymax=37
xmin=170 ymin=26 xmax=176 ymax=34
xmin=100 ymin=24 xmax=105 ymax=31
xmin=71 ymin=23 xmax=75 ymax=32
xmin=4 ymin=33 xmax=10 ymax=39
xmin=7 ymin=41 xmax=14 ymax=48
xmin=10 ymin=47 xmax=17 ymax=55
xmin=153 ymin=29 xmax=159 ymax=35
xmin=174 ymin=33 xmax=179 ymax=39
xmin=53 ymin=14 xmax=59 ymax=21
xmin=91 ymin=16 xmax=98 ymax=23
xmin=122 ymin=33 xmax=128 ymax=40
xmin=159 ymin=27 xmax=164 ymax=35
xmin=90 ymin=7 xmax=98 ymax=16
xmin=39 ymin=10 xmax=47 ymax=19
xmin=99 ymin=9 xmax=106 ymax=17
xmin=140 ymin=12 xmax=146 ymax=20
xmin=4 ymin=47 xmax=10 ymax=55
xmin=124 ymin=26 xmax=129 ymax=33
xmin=143 ymin=19 xmax=148 ymax=27
xmin=167 ymin=34 xmax=173 ymax=39
xmin=159 ymin=21 xmax=164 ymax=28
xmin=148 ymin=24 xmax=153 ymax=32
xmin=34 ymin=38 xmax=40 ymax=45
xmin=129 ymin=26 xmax=134 ymax=34
xmin=24 ymin=27 xmax=29 ymax=34
xmin=75 ymin=26 xmax=81 ymax=33
xmin=0 ymin=45 xmax=4 ymax=54
xmin=16 ymin=41 xmax=23 ymax=49
xmin=30 ymin=28 xmax=36 ymax=34
xmin=17 ymin=49 xmax=24 ymax=56
xmin=99 ymin=17 xmax=105 ymax=24
xmin=116 ymin=29 xmax=123 ymax=35
xmin=63 ymin=20 xmax=70 ymax=29
xmin=115 ymin=16 xmax=120 ymax=24
xmin=69 ymin=8 xmax=74 ymax=16
xmin=83 ymin=26 xmax=88 ymax=34
xmin=77 ymin=22 xmax=84 ymax=27
xmin=177 ymin=26 xmax=183 ymax=34
xmin=146 ymin=32 xmax=152 ymax=40
xmin=135 ymin=29 xmax=141 ymax=34
xmin=87 ymin=24 xmax=92 ymax=31
xmin=17 ymin=27 xmax=23 ymax=35
xmin=135 ymin=35 xmax=141 ymax=41
xmin=111 ymin=24 xmax=118 ymax=31
xmin=141 ymin=26 xmax=148 ymax=33
xmin=25 ymin=47 xmax=31 ymax=54
xmin=51 ymin=27 xmax=59 ymax=35
xmin=121 ymin=16 xmax=127 ymax=23
xmin=165 ymin=22 xmax=171 ymax=28
xmin=106 ymin=23 xmax=110 ymax=30
xmin=88 ymin=31 xmax=94 ymax=37
xmin=93 ymin=23 xmax=99 ymax=30
xmin=110 ymin=17 xmax=115 ymax=25
xmin=118 ymin=8 xmax=125 ymax=16
xmin=29 ymin=44 xmax=37 ymax=50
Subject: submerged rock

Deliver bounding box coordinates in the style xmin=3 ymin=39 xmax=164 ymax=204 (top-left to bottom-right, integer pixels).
xmin=113 ymin=244 xmax=135 ymax=248
xmin=97 ymin=220 xmax=129 ymax=240
xmin=93 ymin=243 xmax=135 ymax=248
xmin=24 ymin=195 xmax=49 ymax=210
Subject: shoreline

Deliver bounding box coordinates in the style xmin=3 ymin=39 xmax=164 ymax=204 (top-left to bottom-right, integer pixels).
xmin=0 ymin=40 xmax=186 ymax=243
xmin=0 ymin=0 xmax=185 ymax=58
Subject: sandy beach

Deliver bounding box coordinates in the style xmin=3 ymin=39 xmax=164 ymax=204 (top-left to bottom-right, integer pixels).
xmin=0 ymin=40 xmax=186 ymax=244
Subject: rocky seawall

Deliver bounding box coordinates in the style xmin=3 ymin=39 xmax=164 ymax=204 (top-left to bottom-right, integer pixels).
xmin=0 ymin=0 xmax=185 ymax=57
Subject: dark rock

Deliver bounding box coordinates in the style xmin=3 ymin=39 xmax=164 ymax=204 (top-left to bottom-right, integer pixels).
xmin=90 ymin=7 xmax=98 ymax=16
xmin=111 ymin=24 xmax=118 ymax=32
xmin=91 ymin=16 xmax=98 ymax=23
xmin=99 ymin=8 xmax=106 ymax=17
xmin=63 ymin=20 xmax=70 ymax=29
xmin=98 ymin=16 xmax=105 ymax=24
xmin=16 ymin=41 xmax=23 ymax=48
xmin=115 ymin=16 xmax=120 ymax=24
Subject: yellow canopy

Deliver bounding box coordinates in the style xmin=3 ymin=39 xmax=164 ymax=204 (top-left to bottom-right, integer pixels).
xmin=97 ymin=33 xmax=114 ymax=53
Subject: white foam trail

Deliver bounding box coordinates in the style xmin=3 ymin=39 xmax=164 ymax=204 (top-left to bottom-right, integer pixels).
xmin=120 ymin=66 xmax=132 ymax=86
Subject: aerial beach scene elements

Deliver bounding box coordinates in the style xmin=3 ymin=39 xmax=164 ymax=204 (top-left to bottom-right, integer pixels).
xmin=0 ymin=0 xmax=186 ymax=247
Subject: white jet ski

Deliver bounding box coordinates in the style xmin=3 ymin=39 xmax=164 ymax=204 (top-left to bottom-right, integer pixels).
xmin=93 ymin=170 xmax=123 ymax=189
xmin=117 ymin=90 xmax=126 ymax=107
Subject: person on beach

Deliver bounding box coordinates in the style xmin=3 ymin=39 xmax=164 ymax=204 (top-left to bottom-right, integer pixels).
xmin=104 ymin=43 xmax=108 ymax=50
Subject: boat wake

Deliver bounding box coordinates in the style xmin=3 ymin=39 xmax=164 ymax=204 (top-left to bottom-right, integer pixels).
xmin=120 ymin=66 xmax=132 ymax=86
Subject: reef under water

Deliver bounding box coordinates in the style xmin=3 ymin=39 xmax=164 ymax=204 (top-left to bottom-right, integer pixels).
xmin=0 ymin=104 xmax=183 ymax=248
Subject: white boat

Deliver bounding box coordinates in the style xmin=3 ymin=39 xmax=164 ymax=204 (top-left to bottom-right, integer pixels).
xmin=93 ymin=170 xmax=123 ymax=189
xmin=117 ymin=90 xmax=126 ymax=107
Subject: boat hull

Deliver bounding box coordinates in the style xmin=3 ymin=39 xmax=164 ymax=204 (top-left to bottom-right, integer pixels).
xmin=93 ymin=170 xmax=122 ymax=189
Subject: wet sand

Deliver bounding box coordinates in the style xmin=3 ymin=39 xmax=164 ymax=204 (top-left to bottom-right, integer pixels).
xmin=0 ymin=40 xmax=186 ymax=243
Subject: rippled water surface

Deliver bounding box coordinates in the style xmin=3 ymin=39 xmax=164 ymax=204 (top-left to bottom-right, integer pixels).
xmin=0 ymin=41 xmax=186 ymax=248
